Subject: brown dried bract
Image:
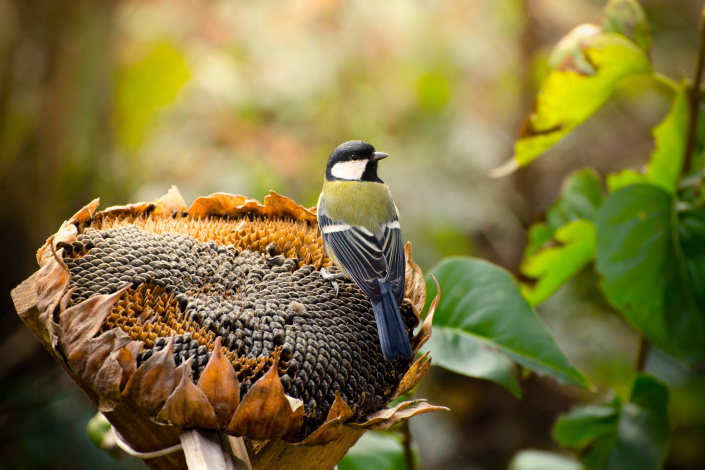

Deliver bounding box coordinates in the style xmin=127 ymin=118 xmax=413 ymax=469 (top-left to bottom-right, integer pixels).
xmin=122 ymin=335 xmax=177 ymax=416
xmin=227 ymin=350 xmax=301 ymax=440
xmin=157 ymin=358 xmax=220 ymax=430
xmin=196 ymin=336 xmax=240 ymax=428
xmin=295 ymin=392 xmax=354 ymax=446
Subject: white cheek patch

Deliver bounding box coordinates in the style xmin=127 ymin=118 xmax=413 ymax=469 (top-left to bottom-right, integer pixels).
xmin=321 ymin=223 xmax=351 ymax=233
xmin=331 ymin=160 xmax=368 ymax=180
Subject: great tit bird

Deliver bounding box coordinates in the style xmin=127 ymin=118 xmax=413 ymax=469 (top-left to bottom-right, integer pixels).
xmin=317 ymin=140 xmax=412 ymax=361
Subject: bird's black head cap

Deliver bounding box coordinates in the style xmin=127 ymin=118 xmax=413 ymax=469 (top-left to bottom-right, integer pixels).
xmin=325 ymin=140 xmax=385 ymax=182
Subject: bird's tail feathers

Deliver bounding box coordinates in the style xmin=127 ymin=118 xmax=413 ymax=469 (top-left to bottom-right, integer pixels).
xmin=372 ymin=281 xmax=412 ymax=361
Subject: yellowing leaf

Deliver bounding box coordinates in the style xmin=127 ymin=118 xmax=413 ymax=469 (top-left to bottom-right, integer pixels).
xmin=605 ymin=86 xmax=688 ymax=194
xmin=520 ymin=220 xmax=597 ymax=306
xmin=606 ymin=169 xmax=646 ymax=192
xmin=492 ymin=32 xmax=652 ymax=176
xmin=518 ymin=169 xmax=603 ymax=305
xmin=645 ymin=87 xmax=688 ymax=192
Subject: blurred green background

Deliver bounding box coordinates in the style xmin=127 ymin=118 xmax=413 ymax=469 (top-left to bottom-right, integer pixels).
xmin=1 ymin=0 xmax=702 ymax=469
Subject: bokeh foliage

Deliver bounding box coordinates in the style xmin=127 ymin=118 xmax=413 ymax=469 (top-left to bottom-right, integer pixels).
xmin=426 ymin=1 xmax=704 ymax=470
xmin=1 ymin=0 xmax=703 ymax=469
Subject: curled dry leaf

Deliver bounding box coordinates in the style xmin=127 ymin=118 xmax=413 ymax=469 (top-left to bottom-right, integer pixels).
xmin=187 ymin=190 xmax=317 ymax=226
xmin=412 ymin=274 xmax=441 ymax=354
xmin=347 ymin=400 xmax=422 ymax=429
xmin=188 ymin=193 xmax=260 ymax=219
xmin=97 ymin=184 xmax=187 ymax=222
xmin=404 ymin=242 xmax=427 ymax=319
xmin=263 ymin=191 xmax=317 ymax=224
xmin=394 ymin=351 xmax=432 ymax=398
xmin=34 ymin=242 xmax=72 ymax=348
xmin=154 ymin=185 xmax=188 ymax=215
xmin=348 ymin=399 xmax=449 ymax=431
xmin=59 ymin=285 xmax=130 ymax=357
xmin=67 ymin=328 xmax=131 ymax=380
xmin=68 ymin=198 xmax=101 ymax=226
xmin=364 ymin=401 xmax=449 ymax=431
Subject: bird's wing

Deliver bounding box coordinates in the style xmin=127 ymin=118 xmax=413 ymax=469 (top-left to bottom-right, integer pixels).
xmin=379 ymin=217 xmax=406 ymax=306
xmin=318 ymin=205 xmax=387 ymax=303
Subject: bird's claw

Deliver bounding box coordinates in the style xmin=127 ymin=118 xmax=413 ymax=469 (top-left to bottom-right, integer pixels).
xmin=320 ymin=267 xmax=344 ymax=297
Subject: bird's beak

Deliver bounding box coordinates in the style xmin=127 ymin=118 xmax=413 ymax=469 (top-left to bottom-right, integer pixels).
xmin=372 ymin=152 xmax=389 ymax=161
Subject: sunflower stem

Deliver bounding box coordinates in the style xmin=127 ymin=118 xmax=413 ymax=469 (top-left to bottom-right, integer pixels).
xmin=401 ymin=420 xmax=416 ymax=470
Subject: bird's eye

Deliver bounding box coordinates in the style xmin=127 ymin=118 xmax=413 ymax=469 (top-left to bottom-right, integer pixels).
xmin=350 ymin=154 xmax=360 ymax=161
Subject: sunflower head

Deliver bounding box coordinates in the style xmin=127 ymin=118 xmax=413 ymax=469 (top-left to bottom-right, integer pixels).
xmin=21 ymin=186 xmax=442 ymax=465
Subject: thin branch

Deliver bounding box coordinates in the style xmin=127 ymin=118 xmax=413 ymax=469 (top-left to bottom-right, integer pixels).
xmin=683 ymin=7 xmax=705 ymax=176
xmin=636 ymin=334 xmax=651 ymax=373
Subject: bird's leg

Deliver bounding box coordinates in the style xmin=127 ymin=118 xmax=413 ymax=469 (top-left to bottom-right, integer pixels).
xmin=320 ymin=267 xmax=345 ymax=297
xmin=320 ymin=267 xmax=345 ymax=280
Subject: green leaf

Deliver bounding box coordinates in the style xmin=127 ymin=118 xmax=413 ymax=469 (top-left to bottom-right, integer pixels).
xmin=425 ymin=257 xmax=589 ymax=390
xmin=519 ymin=169 xmax=602 ymax=305
xmin=422 ymin=326 xmax=521 ymax=397
xmin=603 ymin=375 xmax=670 ymax=470
xmin=601 ymin=0 xmax=651 ymax=53
xmin=524 ymin=223 xmax=556 ymax=259
xmin=493 ymin=32 xmax=652 ymax=175
xmin=596 ymin=184 xmax=705 ymax=365
xmin=605 ymin=86 xmax=688 ymax=194
xmin=553 ymin=375 xmax=669 ymax=470
xmin=645 ymin=87 xmax=689 ymax=192
xmin=679 ymin=205 xmax=705 ymax=319
xmin=338 ymin=432 xmax=409 ymax=470
xmin=606 ymin=169 xmax=646 ymax=192
xmin=547 ymin=168 xmax=604 ymax=228
xmin=114 ymin=42 xmax=190 ymax=150
xmin=553 ymin=402 xmax=620 ymax=452
xmin=520 ymin=220 xmax=596 ymax=306
xmin=509 ymin=450 xmax=583 ymax=470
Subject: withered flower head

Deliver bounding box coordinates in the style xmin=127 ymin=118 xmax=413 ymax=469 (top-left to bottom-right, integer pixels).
xmin=25 ymin=186 xmax=442 ymax=460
